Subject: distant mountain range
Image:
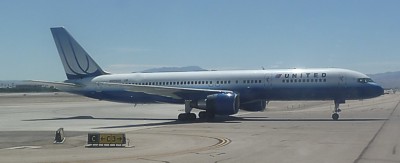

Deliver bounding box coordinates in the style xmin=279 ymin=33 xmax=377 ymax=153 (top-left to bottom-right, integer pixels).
xmin=368 ymin=71 xmax=400 ymax=89
xmin=141 ymin=66 xmax=207 ymax=73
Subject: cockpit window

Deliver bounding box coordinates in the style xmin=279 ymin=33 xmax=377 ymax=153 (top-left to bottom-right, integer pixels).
xmin=357 ymin=78 xmax=374 ymax=83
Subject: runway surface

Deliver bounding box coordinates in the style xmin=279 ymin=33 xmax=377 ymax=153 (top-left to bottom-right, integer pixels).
xmin=0 ymin=92 xmax=399 ymax=163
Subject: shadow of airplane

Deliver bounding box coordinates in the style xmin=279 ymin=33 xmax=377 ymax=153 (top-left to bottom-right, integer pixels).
xmin=23 ymin=116 xmax=387 ymax=129
xmin=23 ymin=116 xmax=177 ymax=121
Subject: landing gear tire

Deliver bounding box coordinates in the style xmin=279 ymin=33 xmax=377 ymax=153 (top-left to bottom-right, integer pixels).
xmin=332 ymin=113 xmax=339 ymax=121
xmin=199 ymin=111 xmax=206 ymax=119
xmin=332 ymin=100 xmax=344 ymax=121
xmin=178 ymin=113 xmax=196 ymax=121
xmin=198 ymin=111 xmax=215 ymax=121
xmin=207 ymin=112 xmax=215 ymax=120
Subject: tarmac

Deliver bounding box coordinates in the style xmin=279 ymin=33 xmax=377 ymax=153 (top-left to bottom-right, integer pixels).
xmin=0 ymin=92 xmax=399 ymax=163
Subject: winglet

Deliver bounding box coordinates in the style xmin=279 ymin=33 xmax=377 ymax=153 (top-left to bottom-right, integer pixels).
xmin=51 ymin=27 xmax=108 ymax=79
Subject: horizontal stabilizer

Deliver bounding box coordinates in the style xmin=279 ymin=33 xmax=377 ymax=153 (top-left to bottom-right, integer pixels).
xmin=22 ymin=80 xmax=81 ymax=88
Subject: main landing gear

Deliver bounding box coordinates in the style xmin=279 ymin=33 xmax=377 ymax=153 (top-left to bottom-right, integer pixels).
xmin=178 ymin=100 xmax=197 ymax=121
xmin=178 ymin=112 xmax=196 ymax=121
xmin=178 ymin=100 xmax=215 ymax=121
xmin=332 ymin=100 xmax=344 ymax=121
xmin=198 ymin=111 xmax=215 ymax=120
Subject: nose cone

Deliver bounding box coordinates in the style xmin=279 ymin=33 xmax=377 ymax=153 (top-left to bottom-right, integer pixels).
xmin=367 ymin=83 xmax=384 ymax=98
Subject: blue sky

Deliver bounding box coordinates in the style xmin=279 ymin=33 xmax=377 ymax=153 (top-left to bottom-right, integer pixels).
xmin=0 ymin=0 xmax=399 ymax=81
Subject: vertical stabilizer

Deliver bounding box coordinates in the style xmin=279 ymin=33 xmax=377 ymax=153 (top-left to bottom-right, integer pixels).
xmin=51 ymin=27 xmax=107 ymax=79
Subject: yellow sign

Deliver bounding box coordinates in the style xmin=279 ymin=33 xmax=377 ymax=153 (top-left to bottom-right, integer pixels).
xmin=99 ymin=134 xmax=125 ymax=144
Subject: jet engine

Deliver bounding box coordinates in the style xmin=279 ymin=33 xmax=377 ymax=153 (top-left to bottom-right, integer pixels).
xmin=192 ymin=93 xmax=240 ymax=115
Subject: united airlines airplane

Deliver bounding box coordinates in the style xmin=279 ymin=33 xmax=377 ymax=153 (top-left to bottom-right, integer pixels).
xmin=30 ymin=27 xmax=384 ymax=121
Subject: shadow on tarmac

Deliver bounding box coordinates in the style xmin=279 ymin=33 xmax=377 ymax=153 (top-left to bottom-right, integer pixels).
xmin=23 ymin=116 xmax=387 ymax=129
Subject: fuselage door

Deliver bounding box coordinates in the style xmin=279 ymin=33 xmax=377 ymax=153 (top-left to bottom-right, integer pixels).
xmin=338 ymin=75 xmax=347 ymax=88
xmin=265 ymin=73 xmax=273 ymax=88
xmin=95 ymin=82 xmax=102 ymax=92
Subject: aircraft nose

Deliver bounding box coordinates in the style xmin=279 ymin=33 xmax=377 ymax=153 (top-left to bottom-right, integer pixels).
xmin=368 ymin=83 xmax=384 ymax=97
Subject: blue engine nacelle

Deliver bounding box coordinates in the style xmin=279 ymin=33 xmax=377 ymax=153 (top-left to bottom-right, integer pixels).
xmin=240 ymin=100 xmax=267 ymax=111
xmin=206 ymin=93 xmax=240 ymax=115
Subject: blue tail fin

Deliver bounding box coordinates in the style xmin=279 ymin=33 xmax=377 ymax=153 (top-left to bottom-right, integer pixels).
xmin=51 ymin=27 xmax=107 ymax=80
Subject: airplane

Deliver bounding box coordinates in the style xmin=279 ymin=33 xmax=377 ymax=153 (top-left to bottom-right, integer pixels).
xmin=28 ymin=27 xmax=384 ymax=121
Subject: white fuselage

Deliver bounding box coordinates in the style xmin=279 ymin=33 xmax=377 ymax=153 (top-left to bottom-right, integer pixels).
xmin=63 ymin=68 xmax=383 ymax=104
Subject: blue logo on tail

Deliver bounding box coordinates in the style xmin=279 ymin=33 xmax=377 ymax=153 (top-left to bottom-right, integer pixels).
xmin=51 ymin=27 xmax=107 ymax=79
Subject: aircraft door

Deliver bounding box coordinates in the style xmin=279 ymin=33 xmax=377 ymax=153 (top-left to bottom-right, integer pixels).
xmin=337 ymin=75 xmax=348 ymax=98
xmin=95 ymin=82 xmax=102 ymax=92
xmin=265 ymin=74 xmax=273 ymax=88
xmin=338 ymin=75 xmax=347 ymax=88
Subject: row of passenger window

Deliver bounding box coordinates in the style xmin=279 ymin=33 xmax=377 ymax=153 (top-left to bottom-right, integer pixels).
xmin=124 ymin=81 xmax=213 ymax=86
xmin=243 ymin=80 xmax=263 ymax=84
xmin=121 ymin=79 xmax=264 ymax=86
xmin=282 ymin=78 xmax=327 ymax=83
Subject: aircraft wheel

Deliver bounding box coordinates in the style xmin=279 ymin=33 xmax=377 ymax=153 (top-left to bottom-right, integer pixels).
xmin=178 ymin=113 xmax=196 ymax=121
xmin=332 ymin=113 xmax=339 ymax=121
xmin=178 ymin=113 xmax=187 ymax=121
xmin=189 ymin=113 xmax=196 ymax=120
xmin=199 ymin=111 xmax=207 ymax=119
xmin=207 ymin=112 xmax=215 ymax=120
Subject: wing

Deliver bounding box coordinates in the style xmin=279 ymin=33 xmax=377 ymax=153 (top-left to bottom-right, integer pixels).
xmin=98 ymin=82 xmax=233 ymax=100
xmin=22 ymin=80 xmax=81 ymax=88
